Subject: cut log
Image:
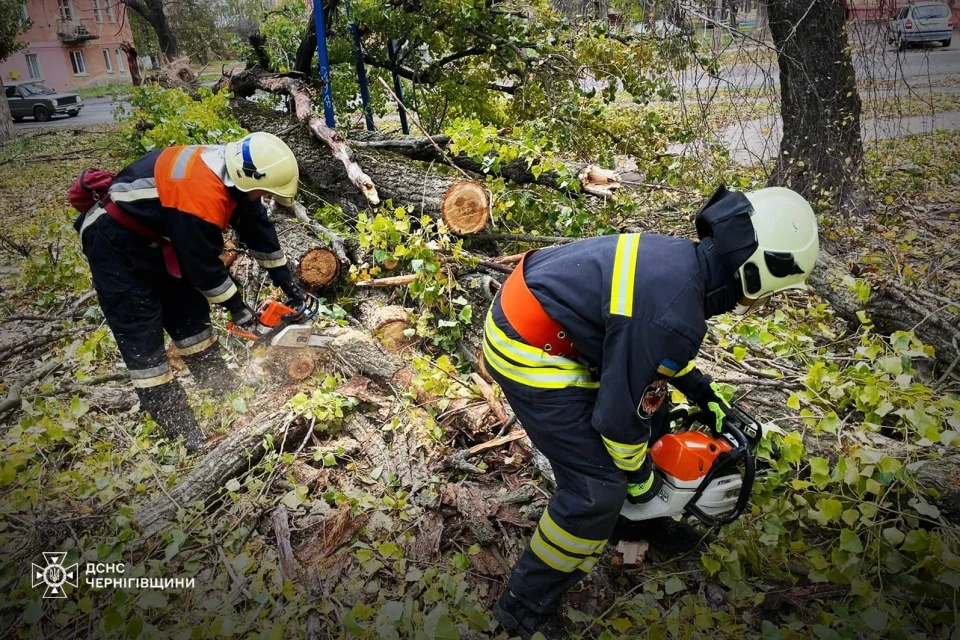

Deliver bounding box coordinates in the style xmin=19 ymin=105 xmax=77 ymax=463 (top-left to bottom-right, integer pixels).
xmin=358 ymin=302 xmax=415 ymax=353
xmin=441 ymin=182 xmax=490 ymax=235
xmin=220 ymin=238 xmax=239 ymax=268
xmin=298 ymin=247 xmax=341 ymax=289
xmin=286 ymin=351 xmax=317 ymax=381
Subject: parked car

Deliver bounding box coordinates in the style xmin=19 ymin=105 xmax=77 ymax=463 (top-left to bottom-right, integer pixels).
xmin=889 ymin=1 xmax=955 ymax=49
xmin=3 ymin=81 xmax=84 ymax=123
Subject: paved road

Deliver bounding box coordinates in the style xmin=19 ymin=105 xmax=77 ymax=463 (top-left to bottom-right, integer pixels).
xmin=675 ymin=40 xmax=959 ymax=91
xmin=14 ymin=96 xmax=130 ymax=130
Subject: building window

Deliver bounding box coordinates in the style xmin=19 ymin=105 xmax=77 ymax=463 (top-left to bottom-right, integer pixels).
xmin=58 ymin=0 xmax=73 ymax=21
xmin=70 ymin=50 xmax=87 ymax=76
xmin=19 ymin=3 xmax=28 ymax=24
xmin=103 ymin=48 xmax=114 ymax=73
xmin=106 ymin=1 xmax=115 ymax=23
xmin=92 ymin=0 xmax=103 ymax=23
xmin=26 ymin=54 xmax=42 ymax=80
xmin=115 ymin=48 xmax=126 ymax=72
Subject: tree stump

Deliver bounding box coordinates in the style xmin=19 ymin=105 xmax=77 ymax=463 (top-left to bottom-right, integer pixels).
xmin=358 ymin=302 xmax=416 ymax=353
xmin=441 ymin=181 xmax=490 ymax=235
xmin=298 ymin=247 xmax=341 ymax=289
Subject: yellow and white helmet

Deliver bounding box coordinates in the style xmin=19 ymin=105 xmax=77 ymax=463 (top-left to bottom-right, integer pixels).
xmin=224 ymin=132 xmax=299 ymax=206
xmin=739 ymin=187 xmax=819 ymax=299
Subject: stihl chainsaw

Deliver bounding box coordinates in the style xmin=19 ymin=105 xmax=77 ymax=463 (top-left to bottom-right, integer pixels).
xmin=619 ymin=403 xmax=764 ymax=526
xmin=226 ymin=295 xmax=327 ymax=348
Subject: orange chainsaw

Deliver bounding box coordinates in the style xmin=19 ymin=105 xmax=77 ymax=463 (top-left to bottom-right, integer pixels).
xmin=226 ymin=295 xmax=325 ymax=347
xmin=619 ymin=403 xmax=763 ymax=526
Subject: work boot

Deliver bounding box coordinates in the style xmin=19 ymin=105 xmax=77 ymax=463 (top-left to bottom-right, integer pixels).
xmin=137 ymin=381 xmax=206 ymax=453
xmin=493 ymin=590 xmax=569 ymax=640
xmin=181 ymin=345 xmax=240 ymax=396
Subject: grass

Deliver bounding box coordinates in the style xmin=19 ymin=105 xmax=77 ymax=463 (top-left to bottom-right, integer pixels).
xmin=76 ymin=82 xmax=133 ymax=99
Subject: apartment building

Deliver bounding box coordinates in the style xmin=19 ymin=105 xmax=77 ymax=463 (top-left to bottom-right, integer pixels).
xmin=1 ymin=0 xmax=136 ymax=91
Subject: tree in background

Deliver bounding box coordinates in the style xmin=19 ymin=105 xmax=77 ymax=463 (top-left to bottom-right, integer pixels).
xmin=768 ymin=0 xmax=868 ymax=212
xmin=129 ymin=0 xmax=230 ymax=64
xmin=122 ymin=0 xmax=180 ymax=61
xmin=0 ymin=0 xmax=31 ymax=142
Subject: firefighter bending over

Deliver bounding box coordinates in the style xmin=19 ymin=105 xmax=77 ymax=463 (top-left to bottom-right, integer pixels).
xmin=486 ymin=186 xmax=820 ymax=639
xmin=74 ymin=132 xmax=303 ymax=452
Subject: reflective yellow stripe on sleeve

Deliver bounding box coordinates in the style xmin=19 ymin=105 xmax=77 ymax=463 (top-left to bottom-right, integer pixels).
xmin=610 ymin=234 xmax=640 ymax=317
xmin=675 ymin=360 xmax=697 ymax=377
xmin=602 ymin=436 xmax=647 ymax=472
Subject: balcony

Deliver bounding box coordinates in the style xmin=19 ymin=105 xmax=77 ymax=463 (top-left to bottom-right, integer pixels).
xmin=57 ymin=19 xmax=100 ymax=43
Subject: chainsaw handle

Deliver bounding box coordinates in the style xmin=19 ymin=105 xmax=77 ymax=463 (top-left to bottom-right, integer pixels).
xmin=226 ymin=321 xmax=260 ymax=342
xmin=684 ymin=421 xmax=756 ymax=527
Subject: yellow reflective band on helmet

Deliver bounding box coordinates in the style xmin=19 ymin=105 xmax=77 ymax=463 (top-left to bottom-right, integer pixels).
xmin=539 ymin=508 xmax=606 ymax=556
xmin=482 ymin=339 xmax=599 ymax=390
xmin=484 ymin=312 xmax=582 ymax=370
xmin=610 ymin=234 xmax=640 ymax=317
xmin=602 ymin=437 xmax=647 ymax=472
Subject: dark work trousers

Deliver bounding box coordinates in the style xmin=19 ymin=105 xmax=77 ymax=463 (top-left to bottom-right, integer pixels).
xmin=484 ymin=298 xmax=668 ymax=614
xmin=79 ymin=214 xmax=214 ymax=388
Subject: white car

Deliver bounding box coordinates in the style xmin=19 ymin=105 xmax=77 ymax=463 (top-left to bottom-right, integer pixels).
xmin=889 ymin=1 xmax=955 ymax=49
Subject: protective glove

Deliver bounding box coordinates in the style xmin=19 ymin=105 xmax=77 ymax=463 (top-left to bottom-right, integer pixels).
xmin=625 ymin=467 xmax=664 ymax=505
xmin=279 ymin=278 xmax=305 ymax=309
xmin=230 ymin=304 xmax=257 ymax=327
xmin=696 ymin=379 xmax=731 ymax=435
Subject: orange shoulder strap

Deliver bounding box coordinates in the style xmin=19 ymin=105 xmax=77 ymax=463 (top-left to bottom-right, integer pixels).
xmin=156 ymin=145 xmax=235 ymax=230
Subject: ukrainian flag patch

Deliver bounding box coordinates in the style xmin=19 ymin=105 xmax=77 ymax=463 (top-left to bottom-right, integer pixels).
xmin=657 ymin=358 xmax=680 ymax=377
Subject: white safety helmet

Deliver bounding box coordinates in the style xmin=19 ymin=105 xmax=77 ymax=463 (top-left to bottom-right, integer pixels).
xmin=738 ymin=187 xmax=819 ymax=300
xmin=224 ymin=132 xmax=299 ymax=206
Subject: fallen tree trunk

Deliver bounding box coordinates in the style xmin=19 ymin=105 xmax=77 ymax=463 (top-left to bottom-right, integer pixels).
xmin=134 ymin=328 xmax=404 ymax=541
xmin=351 ymin=132 xmax=624 ymax=198
xmin=218 ymin=71 xmax=379 ymax=207
xmin=358 ymin=302 xmax=416 ymax=353
xmin=809 ymin=247 xmax=960 ymax=367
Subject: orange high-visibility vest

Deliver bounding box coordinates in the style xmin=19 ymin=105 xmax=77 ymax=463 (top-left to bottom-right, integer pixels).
xmin=155 ymin=145 xmax=236 ymax=230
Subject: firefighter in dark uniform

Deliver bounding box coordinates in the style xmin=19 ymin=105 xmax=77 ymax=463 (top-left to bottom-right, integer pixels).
xmin=75 ymin=132 xmax=303 ymax=452
xmin=488 ymin=186 xmax=820 ymax=639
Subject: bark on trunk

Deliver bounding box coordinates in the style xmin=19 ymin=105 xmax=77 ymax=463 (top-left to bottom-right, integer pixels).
xmin=768 ymin=0 xmax=870 ymax=213
xmin=120 ymin=43 xmax=143 ymax=87
xmin=808 ymin=248 xmax=960 ymax=366
xmin=124 ymin=0 xmax=180 ymax=60
xmin=0 ymin=78 xmax=15 ymax=143
xmin=134 ymin=328 xmax=404 ymax=541
xmin=230 ymin=100 xmax=461 ymax=217
xmin=351 ymin=132 xmax=623 ymax=198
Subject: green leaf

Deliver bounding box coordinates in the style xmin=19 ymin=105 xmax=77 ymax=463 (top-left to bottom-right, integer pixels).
xmin=23 ymin=601 xmax=43 ymax=625
xmin=937 ymin=570 xmax=960 ymax=590
xmin=842 ymin=509 xmax=860 ymax=527
xmin=761 ymin=620 xmax=782 ymax=640
xmin=664 ymin=576 xmax=685 ymax=595
xmin=733 ymin=346 xmax=747 ymax=361
xmin=861 ymin=607 xmax=888 ymax=632
xmin=566 ymin=609 xmax=593 ymax=623
xmin=701 ymin=554 xmax=721 ymax=575
xmin=137 ymin=591 xmax=168 ymax=609
xmin=908 ymin=497 xmax=941 ymax=519
xmin=839 ymin=529 xmax=863 ymax=554
xmin=820 ymin=498 xmax=843 ymax=522
xmin=231 ymin=397 xmax=248 ymax=413
xmin=817 ymin=412 xmax=840 ymax=434
xmin=225 ymin=478 xmax=241 ymax=492
xmin=610 ymin=618 xmax=632 ymax=632
xmin=787 ymin=394 xmax=801 ymax=410
xmin=901 ymin=530 xmax=928 ymax=552
xmin=69 ymin=395 xmax=90 ymax=418
xmin=810 ymin=457 xmax=831 ymax=487
xmin=103 ymin=607 xmax=123 ymax=631
xmin=882 ymin=528 xmax=905 ymax=546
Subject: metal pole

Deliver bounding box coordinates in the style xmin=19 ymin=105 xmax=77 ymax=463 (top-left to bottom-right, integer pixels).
xmin=345 ymin=0 xmax=375 ymax=131
xmin=312 ymin=0 xmax=335 ymax=128
xmin=386 ymin=40 xmax=409 ymax=135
